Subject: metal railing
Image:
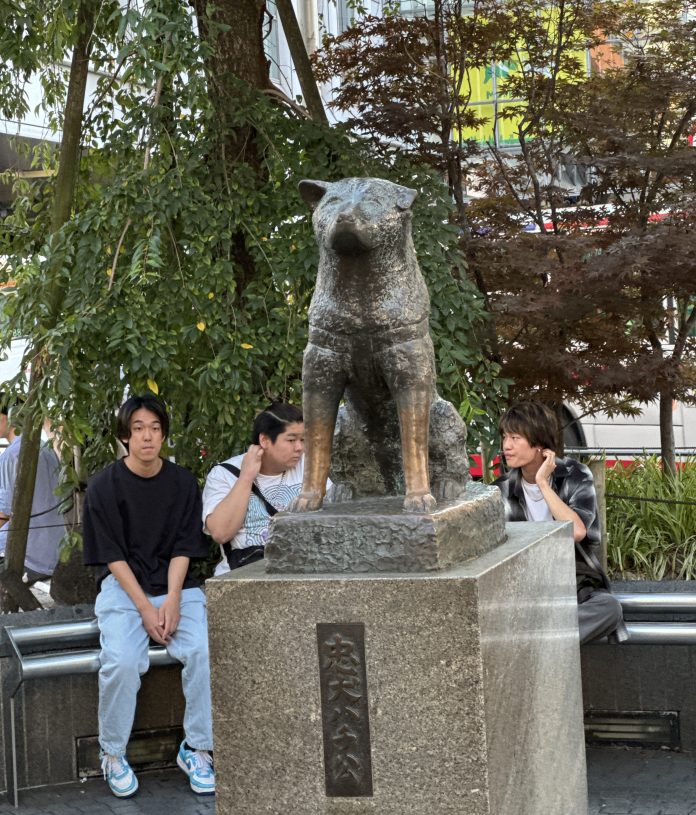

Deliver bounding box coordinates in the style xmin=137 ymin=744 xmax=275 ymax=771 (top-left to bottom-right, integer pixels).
xmin=566 ymin=447 xmax=696 ymax=458
xmin=602 ymin=593 xmax=696 ymax=646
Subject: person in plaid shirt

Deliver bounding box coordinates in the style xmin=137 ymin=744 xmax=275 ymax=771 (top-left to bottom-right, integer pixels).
xmin=495 ymin=401 xmax=626 ymax=644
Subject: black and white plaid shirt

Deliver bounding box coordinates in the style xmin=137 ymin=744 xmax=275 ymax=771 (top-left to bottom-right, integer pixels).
xmin=494 ymin=456 xmax=600 ymax=555
xmin=495 ymin=456 xmax=626 ymax=640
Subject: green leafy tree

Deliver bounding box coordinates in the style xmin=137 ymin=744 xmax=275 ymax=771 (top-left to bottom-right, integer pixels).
xmin=0 ymin=0 xmax=98 ymax=611
xmin=0 ymin=0 xmax=497 ymax=606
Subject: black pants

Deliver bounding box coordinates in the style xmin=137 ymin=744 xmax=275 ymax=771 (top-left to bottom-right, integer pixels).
xmin=578 ymin=588 xmax=624 ymax=644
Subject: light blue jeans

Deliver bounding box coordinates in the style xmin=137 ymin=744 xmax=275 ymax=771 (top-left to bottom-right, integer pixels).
xmin=95 ymin=574 xmax=213 ymax=757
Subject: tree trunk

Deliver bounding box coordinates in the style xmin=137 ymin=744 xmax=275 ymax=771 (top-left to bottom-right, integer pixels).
xmin=274 ymin=0 xmax=327 ymax=123
xmin=0 ymin=404 xmax=43 ymax=612
xmin=588 ymin=458 xmax=608 ymax=571
xmin=553 ymin=402 xmax=566 ymax=457
xmin=659 ymin=387 xmax=676 ymax=476
xmin=190 ymin=0 xmax=269 ymax=96
xmin=189 ymin=0 xmax=269 ymax=172
xmin=189 ymin=0 xmax=270 ymax=297
xmin=0 ymin=0 xmax=95 ymax=612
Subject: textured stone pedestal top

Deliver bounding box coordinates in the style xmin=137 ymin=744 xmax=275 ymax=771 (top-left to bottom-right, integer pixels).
xmin=264 ymin=480 xmax=506 ymax=573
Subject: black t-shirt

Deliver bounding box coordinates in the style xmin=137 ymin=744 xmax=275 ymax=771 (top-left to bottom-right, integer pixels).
xmin=82 ymin=458 xmax=209 ymax=596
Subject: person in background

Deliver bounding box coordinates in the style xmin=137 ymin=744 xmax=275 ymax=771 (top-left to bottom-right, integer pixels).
xmin=0 ymin=396 xmax=63 ymax=584
xmin=494 ymin=401 xmax=626 ymax=645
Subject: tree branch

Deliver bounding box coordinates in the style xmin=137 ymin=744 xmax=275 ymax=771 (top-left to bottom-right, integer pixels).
xmin=274 ymin=0 xmax=328 ymax=123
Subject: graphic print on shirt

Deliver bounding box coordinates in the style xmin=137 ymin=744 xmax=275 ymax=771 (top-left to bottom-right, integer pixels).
xmin=244 ymin=481 xmax=302 ymax=545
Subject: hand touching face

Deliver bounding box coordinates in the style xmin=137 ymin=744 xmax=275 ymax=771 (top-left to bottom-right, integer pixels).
xmin=536 ymin=448 xmax=557 ymax=484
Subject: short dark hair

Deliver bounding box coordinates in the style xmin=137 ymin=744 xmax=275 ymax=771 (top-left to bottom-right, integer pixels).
xmin=251 ymin=402 xmax=303 ymax=444
xmin=499 ymin=401 xmax=559 ymax=453
xmin=117 ymin=395 xmax=169 ymax=441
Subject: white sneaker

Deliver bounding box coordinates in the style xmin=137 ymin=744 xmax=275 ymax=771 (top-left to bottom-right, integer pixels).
xmin=177 ymin=741 xmax=215 ymax=795
xmin=101 ymin=753 xmax=138 ymax=798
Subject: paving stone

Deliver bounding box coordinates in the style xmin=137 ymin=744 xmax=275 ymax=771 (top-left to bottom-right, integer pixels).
xmin=2 ymin=745 xmax=696 ymax=813
xmin=0 ymin=769 xmax=215 ymax=815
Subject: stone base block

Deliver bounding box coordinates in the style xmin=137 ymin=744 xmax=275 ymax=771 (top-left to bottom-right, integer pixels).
xmin=207 ymin=522 xmax=587 ymax=815
xmin=264 ymin=481 xmax=506 ymax=573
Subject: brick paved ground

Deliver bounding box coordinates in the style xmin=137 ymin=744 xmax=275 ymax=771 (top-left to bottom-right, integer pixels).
xmin=587 ymin=746 xmax=696 ymax=815
xmin=1 ymin=746 xmax=694 ymax=814
xmin=0 ymin=769 xmax=215 ymax=815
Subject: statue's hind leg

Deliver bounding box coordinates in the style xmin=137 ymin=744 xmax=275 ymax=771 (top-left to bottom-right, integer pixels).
xmin=379 ymin=336 xmax=437 ymax=514
xmin=428 ymin=397 xmax=470 ymax=501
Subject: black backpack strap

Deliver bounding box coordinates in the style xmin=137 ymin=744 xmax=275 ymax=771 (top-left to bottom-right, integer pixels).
xmin=214 ymin=462 xmax=278 ymax=571
xmin=575 ymin=540 xmax=611 ymax=592
xmin=215 ymin=462 xmax=278 ymax=517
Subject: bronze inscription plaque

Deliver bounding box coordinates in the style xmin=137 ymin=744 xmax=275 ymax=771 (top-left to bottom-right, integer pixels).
xmin=316 ymin=623 xmax=373 ymax=797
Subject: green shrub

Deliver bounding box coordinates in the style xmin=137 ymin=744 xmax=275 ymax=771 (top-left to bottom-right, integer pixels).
xmin=606 ymin=456 xmax=696 ymax=580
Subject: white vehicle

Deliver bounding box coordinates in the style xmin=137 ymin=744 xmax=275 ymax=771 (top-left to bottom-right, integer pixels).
xmin=564 ymin=401 xmax=696 ymax=457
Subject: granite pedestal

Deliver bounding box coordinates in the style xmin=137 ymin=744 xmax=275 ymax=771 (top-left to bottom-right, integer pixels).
xmin=206 ymin=522 xmax=587 ymax=814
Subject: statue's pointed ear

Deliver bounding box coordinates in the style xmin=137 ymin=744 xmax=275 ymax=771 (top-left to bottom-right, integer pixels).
xmin=298 ymin=179 xmax=329 ymax=210
xmin=395 ymin=185 xmax=418 ymax=211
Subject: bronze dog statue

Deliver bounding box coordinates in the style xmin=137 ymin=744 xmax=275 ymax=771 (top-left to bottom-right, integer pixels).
xmin=289 ymin=177 xmax=469 ymax=514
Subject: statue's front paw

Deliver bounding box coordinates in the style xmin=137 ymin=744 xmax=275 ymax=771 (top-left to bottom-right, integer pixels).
xmin=403 ymin=491 xmax=437 ymax=514
xmin=287 ymin=491 xmax=324 ymax=513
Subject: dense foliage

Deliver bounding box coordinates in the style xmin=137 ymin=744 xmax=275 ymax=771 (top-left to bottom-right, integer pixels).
xmin=0 ymin=0 xmax=500 ymax=506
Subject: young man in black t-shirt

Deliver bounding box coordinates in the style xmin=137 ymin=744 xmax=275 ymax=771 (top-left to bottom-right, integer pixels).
xmin=83 ymin=395 xmax=214 ymax=798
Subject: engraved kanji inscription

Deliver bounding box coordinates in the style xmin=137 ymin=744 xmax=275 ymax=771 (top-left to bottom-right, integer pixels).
xmin=316 ymin=623 xmax=373 ymax=797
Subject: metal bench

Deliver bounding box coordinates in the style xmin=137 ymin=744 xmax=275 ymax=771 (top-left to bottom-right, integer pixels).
xmin=603 ymin=593 xmax=696 ymax=645
xmin=4 ymin=618 xmax=177 ymax=807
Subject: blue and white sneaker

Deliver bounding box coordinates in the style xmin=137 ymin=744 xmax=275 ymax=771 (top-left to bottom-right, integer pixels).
xmin=101 ymin=753 xmax=138 ymax=798
xmin=177 ymin=741 xmax=215 ymax=795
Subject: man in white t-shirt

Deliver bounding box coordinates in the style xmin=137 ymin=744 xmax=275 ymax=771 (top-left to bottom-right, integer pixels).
xmin=203 ymin=403 xmax=308 ymax=575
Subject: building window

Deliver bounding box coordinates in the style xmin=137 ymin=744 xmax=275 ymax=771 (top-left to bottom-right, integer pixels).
xmin=398 ymin=0 xmax=436 ymax=17
xmin=337 ymin=0 xmax=355 ymax=32
xmin=265 ymin=0 xmax=280 ymax=81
